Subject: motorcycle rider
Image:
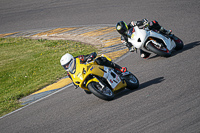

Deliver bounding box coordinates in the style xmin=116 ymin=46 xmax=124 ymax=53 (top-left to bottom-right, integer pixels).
xmin=60 ymin=52 xmax=127 ymax=89
xmin=116 ymin=19 xmax=172 ymax=59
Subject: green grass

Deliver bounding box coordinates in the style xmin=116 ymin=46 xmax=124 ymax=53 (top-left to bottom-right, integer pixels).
xmin=0 ymin=37 xmax=98 ymax=117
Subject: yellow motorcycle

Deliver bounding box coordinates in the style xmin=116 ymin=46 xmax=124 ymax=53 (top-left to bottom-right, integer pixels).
xmin=67 ymin=54 xmax=139 ymax=100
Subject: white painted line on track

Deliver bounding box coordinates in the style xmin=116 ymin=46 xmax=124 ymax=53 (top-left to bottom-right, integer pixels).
xmin=0 ymin=84 xmax=73 ymax=119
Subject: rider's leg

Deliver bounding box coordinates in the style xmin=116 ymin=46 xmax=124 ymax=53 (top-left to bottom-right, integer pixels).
xmin=159 ymin=27 xmax=172 ymax=35
xmin=149 ymin=20 xmax=172 ymax=35
xmin=95 ymin=57 xmax=127 ymax=72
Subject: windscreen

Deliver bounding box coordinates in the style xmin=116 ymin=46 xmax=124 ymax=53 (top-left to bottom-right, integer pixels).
xmin=68 ymin=59 xmax=76 ymax=74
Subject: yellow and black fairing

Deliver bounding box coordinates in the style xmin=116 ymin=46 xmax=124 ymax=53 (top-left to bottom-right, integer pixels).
xmin=68 ymin=56 xmax=127 ymax=93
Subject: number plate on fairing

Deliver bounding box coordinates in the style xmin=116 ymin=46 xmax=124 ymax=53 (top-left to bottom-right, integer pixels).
xmin=103 ymin=67 xmax=121 ymax=89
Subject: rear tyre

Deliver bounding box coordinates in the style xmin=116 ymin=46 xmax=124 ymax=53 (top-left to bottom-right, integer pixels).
xmin=147 ymin=42 xmax=171 ymax=57
xmin=87 ymin=82 xmax=114 ymax=101
xmin=123 ymin=74 xmax=139 ymax=90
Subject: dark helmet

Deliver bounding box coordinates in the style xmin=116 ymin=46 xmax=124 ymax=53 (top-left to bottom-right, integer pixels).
xmin=116 ymin=21 xmax=128 ymax=35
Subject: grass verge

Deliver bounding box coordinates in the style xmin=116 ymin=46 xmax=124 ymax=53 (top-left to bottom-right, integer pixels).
xmin=0 ymin=37 xmax=98 ymax=117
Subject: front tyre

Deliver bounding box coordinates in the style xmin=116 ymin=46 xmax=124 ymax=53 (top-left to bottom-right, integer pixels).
xmin=87 ymin=82 xmax=114 ymax=101
xmin=171 ymin=35 xmax=184 ymax=50
xmin=147 ymin=42 xmax=171 ymax=57
xmin=84 ymin=90 xmax=92 ymax=94
xmin=123 ymin=74 xmax=139 ymax=90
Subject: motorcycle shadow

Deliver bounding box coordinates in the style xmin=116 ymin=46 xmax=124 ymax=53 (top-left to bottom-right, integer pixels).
xmin=114 ymin=77 xmax=165 ymax=100
xmin=172 ymin=41 xmax=200 ymax=56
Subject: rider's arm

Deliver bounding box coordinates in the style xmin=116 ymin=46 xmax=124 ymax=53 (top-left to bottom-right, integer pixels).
xmin=127 ymin=22 xmax=134 ymax=29
xmin=128 ymin=21 xmax=142 ymax=28
xmin=129 ymin=18 xmax=149 ymax=27
xmin=78 ymin=52 xmax=97 ymax=63
xmin=121 ymin=35 xmax=128 ymax=43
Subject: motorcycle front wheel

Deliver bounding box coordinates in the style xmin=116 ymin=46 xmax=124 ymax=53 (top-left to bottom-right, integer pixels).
xmin=123 ymin=74 xmax=139 ymax=90
xmin=87 ymin=82 xmax=114 ymax=101
xmin=147 ymin=42 xmax=171 ymax=57
xmin=171 ymin=35 xmax=184 ymax=50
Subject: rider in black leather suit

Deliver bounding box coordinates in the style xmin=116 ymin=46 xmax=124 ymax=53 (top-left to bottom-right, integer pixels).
xmin=116 ymin=19 xmax=172 ymax=59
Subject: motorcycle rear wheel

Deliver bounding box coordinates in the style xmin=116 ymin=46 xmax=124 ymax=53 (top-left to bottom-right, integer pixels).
xmin=123 ymin=74 xmax=139 ymax=90
xmin=147 ymin=42 xmax=171 ymax=57
xmin=87 ymin=82 xmax=114 ymax=101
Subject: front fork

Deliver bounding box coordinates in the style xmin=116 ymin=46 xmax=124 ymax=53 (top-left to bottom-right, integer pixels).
xmin=92 ymin=76 xmax=106 ymax=91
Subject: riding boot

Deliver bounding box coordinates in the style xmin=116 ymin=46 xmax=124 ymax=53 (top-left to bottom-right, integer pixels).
xmin=108 ymin=61 xmax=127 ymax=73
xmin=95 ymin=57 xmax=127 ymax=72
xmin=159 ymin=27 xmax=172 ymax=35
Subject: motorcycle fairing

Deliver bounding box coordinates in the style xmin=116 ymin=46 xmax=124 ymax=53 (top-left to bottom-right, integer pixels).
xmin=148 ymin=31 xmax=176 ymax=51
xmin=69 ymin=58 xmax=103 ymax=90
xmin=69 ymin=57 xmax=126 ymax=92
xmin=128 ymin=26 xmax=148 ymax=49
xmin=128 ymin=26 xmax=176 ymax=53
xmin=103 ymin=66 xmax=121 ymax=89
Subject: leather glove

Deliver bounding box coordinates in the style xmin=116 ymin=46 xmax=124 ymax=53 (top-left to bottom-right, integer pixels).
xmin=142 ymin=18 xmax=148 ymax=25
xmin=87 ymin=55 xmax=94 ymax=62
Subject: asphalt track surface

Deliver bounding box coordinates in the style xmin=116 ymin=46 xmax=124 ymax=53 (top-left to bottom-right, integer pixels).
xmin=0 ymin=0 xmax=200 ymax=133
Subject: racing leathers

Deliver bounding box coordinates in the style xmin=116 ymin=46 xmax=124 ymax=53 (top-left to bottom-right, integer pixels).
xmin=121 ymin=19 xmax=172 ymax=58
xmin=67 ymin=52 xmax=127 ymax=89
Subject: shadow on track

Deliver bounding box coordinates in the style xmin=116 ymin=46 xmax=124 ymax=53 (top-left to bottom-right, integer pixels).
xmin=172 ymin=41 xmax=200 ymax=56
xmin=114 ymin=77 xmax=165 ymax=99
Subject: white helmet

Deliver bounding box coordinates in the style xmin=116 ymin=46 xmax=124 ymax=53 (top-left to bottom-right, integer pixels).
xmin=60 ymin=53 xmax=74 ymax=71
